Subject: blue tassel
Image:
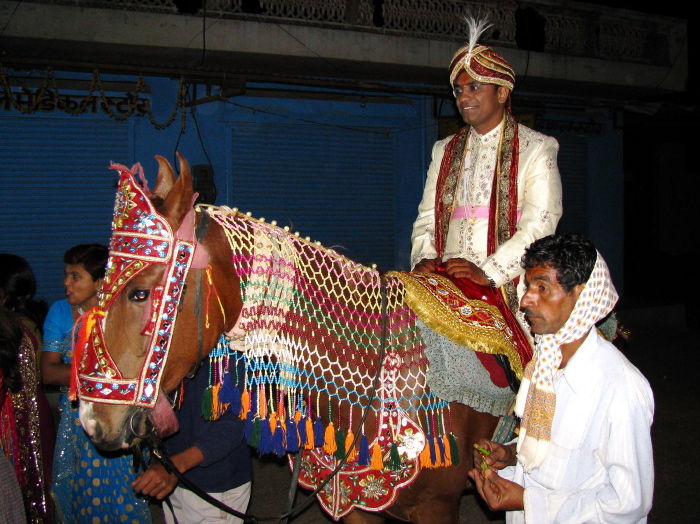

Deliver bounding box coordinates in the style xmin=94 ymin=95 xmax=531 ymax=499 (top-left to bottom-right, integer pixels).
xmin=219 ymin=374 xmax=242 ymax=415
xmin=298 ymin=416 xmax=308 ymax=447
xmin=428 ymin=434 xmax=436 ymax=465
xmin=357 ymin=434 xmax=369 ymax=466
xmin=437 ymin=434 xmax=446 ymax=464
xmin=258 ymin=418 xmax=272 ymax=454
xmin=313 ymin=417 xmax=325 ymax=448
xmin=244 ymin=410 xmax=255 ymax=445
xmin=273 ymin=422 xmax=286 ymax=456
xmin=286 ymin=417 xmax=299 ymax=452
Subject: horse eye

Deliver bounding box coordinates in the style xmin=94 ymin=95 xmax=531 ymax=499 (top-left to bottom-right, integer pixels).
xmin=128 ymin=289 xmax=150 ymax=302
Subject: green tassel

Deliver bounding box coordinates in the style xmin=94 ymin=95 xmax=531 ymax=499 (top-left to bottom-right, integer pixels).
xmin=388 ymin=442 xmax=402 ymax=471
xmin=449 ymin=433 xmax=459 ymax=465
xmin=201 ymin=386 xmax=214 ymax=420
xmin=250 ymin=417 xmax=261 ymax=449
xmin=334 ymin=427 xmax=346 ymax=460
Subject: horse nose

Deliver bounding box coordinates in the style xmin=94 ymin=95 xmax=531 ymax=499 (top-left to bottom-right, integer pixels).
xmin=78 ymin=401 xmax=97 ymax=437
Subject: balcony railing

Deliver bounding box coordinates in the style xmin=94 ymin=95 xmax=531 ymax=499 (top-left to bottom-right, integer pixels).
xmin=23 ymin=0 xmax=685 ymax=66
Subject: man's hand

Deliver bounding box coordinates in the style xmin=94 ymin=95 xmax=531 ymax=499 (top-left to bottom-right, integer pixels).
xmin=473 ymin=439 xmax=517 ymax=471
xmin=444 ymin=258 xmax=492 ymax=286
xmin=468 ymin=467 xmax=524 ymax=512
xmin=132 ymin=462 xmax=178 ymax=500
xmin=413 ymin=258 xmax=440 ymax=273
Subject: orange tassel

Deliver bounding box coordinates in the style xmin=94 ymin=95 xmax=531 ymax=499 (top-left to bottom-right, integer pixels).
xmin=419 ymin=439 xmax=432 ymax=468
xmin=240 ymin=389 xmax=250 ymax=419
xmin=69 ymin=308 xmax=103 ymax=400
xmin=269 ymin=412 xmax=278 ymax=430
xmin=211 ymin=383 xmax=222 ymax=418
xmin=345 ymin=432 xmax=356 ymax=461
xmin=294 ymin=410 xmax=302 ymax=423
xmin=370 ymin=441 xmax=384 ymax=470
xmin=304 ymin=417 xmax=314 ymax=450
xmin=324 ymin=422 xmax=337 ymax=454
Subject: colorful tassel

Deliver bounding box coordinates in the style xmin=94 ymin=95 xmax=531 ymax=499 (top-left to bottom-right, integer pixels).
xmin=258 ymin=417 xmax=272 ymax=454
xmin=419 ymin=437 xmax=432 ymax=468
xmin=250 ymin=416 xmax=261 ymax=449
xmin=304 ymin=417 xmax=315 ymax=450
xmin=211 ymin=383 xmax=222 ymax=419
xmin=370 ymin=441 xmax=384 ymax=470
xmin=344 ymin=432 xmax=356 ymax=461
xmin=240 ymin=389 xmax=250 ymax=419
xmin=324 ymin=422 xmax=338 ymax=455
xmin=313 ymin=417 xmax=325 ymax=448
xmin=201 ymin=386 xmax=214 ymax=420
xmin=219 ymin=373 xmax=242 ymax=416
xmin=442 ymin=434 xmax=452 ymax=466
xmin=449 ymin=433 xmax=459 ymax=465
xmin=269 ymin=412 xmax=278 ymax=431
xmin=334 ymin=426 xmax=346 ymax=460
xmin=286 ymin=417 xmax=299 ymax=452
xmin=298 ymin=416 xmax=308 ymax=448
xmin=357 ymin=434 xmax=370 ymax=466
xmin=387 ymin=442 xmax=402 ymax=471
xmin=435 ymin=434 xmax=445 ymax=467
xmin=428 ymin=434 xmax=437 ymax=467
xmin=244 ymin=410 xmax=255 ymax=444
xmin=272 ymin=422 xmax=286 ymax=456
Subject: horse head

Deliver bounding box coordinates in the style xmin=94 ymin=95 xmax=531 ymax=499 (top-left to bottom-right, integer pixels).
xmin=77 ymin=154 xmax=241 ymax=451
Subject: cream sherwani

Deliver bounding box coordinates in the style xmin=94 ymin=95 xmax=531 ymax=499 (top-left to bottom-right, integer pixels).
xmin=411 ymin=122 xmax=562 ymax=299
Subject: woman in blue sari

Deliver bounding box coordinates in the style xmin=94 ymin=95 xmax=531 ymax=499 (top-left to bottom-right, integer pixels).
xmin=42 ymin=244 xmax=152 ymax=524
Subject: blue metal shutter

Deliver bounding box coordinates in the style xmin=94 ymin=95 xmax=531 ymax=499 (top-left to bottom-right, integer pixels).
xmin=0 ymin=116 xmax=131 ymax=303
xmin=551 ymin=134 xmax=588 ymax=235
xmin=229 ymin=123 xmax=397 ymax=271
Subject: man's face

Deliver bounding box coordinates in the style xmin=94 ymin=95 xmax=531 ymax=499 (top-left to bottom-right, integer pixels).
xmin=520 ymin=265 xmax=584 ymax=335
xmin=453 ymin=71 xmax=509 ymax=135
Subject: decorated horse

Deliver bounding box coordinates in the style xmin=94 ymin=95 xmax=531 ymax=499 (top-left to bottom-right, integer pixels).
xmin=75 ymin=154 xmax=531 ymax=523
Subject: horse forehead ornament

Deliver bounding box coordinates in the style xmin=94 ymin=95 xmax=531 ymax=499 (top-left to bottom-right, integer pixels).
xmin=72 ymin=163 xmax=203 ymax=408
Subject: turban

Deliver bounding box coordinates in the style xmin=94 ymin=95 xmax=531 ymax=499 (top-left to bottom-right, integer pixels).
xmin=449 ymin=17 xmax=515 ymax=91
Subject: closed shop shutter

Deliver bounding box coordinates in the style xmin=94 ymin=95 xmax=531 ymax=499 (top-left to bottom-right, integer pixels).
xmin=229 ymin=123 xmax=397 ymax=271
xmin=0 ymin=116 xmax=131 ymax=303
xmin=551 ymin=134 xmax=588 ymax=235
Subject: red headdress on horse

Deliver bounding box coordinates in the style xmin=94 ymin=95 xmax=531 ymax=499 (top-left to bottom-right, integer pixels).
xmin=71 ymin=163 xmax=197 ymax=408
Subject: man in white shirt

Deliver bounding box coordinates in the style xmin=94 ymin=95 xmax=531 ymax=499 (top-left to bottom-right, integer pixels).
xmin=469 ymin=233 xmax=654 ymax=523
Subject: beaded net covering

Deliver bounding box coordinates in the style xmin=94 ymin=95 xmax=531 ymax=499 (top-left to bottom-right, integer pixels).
xmin=202 ymin=205 xmax=457 ymax=519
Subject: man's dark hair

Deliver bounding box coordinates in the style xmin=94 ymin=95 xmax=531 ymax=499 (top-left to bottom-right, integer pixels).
xmin=63 ymin=244 xmax=109 ymax=281
xmin=522 ymin=234 xmax=597 ymax=292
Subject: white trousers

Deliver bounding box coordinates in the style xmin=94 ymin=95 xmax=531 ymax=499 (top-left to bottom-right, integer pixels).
xmin=163 ymin=482 xmax=251 ymax=524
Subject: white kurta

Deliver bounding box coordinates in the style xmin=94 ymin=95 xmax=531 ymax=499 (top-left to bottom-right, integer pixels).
xmin=502 ymin=329 xmax=655 ymax=523
xmin=410 ymin=122 xmax=563 ymax=294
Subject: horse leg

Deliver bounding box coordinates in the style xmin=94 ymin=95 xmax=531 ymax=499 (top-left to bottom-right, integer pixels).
xmin=389 ymin=403 xmax=500 ymax=523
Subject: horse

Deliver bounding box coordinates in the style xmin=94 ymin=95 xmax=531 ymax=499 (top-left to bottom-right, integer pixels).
xmin=76 ymin=154 xmax=524 ymax=523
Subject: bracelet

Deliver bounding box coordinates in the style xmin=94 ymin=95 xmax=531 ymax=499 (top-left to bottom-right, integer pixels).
xmin=485 ymin=274 xmax=497 ymax=288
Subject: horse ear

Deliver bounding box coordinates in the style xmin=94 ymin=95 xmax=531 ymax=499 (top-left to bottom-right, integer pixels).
xmin=151 ymin=155 xmax=175 ymax=200
xmin=160 ymin=153 xmax=194 ymax=230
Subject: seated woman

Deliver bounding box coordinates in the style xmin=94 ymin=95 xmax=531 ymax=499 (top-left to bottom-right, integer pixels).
xmin=41 ymin=244 xmax=152 ymax=524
